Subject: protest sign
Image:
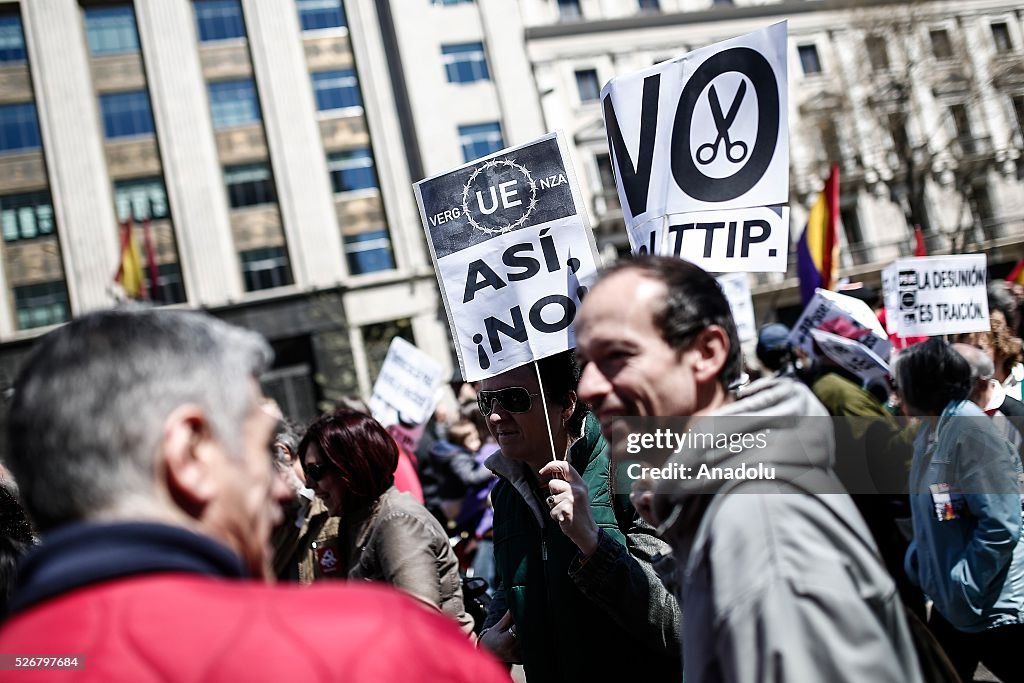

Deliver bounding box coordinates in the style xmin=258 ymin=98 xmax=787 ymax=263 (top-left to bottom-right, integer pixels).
xmin=716 ymin=272 xmax=756 ymax=343
xmin=811 ymin=329 xmax=890 ymax=383
xmin=601 ymin=22 xmax=789 ymax=271
xmin=368 ymin=337 xmax=444 ymax=427
xmin=414 ymin=132 xmax=600 ymax=381
xmin=789 ymin=288 xmax=891 ymax=361
xmin=881 ymin=264 xmax=899 ymax=335
xmin=883 ymin=255 xmax=989 ymax=337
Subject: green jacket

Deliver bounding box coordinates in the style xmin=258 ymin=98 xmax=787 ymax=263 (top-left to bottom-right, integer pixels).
xmin=484 ymin=414 xmax=681 ymax=683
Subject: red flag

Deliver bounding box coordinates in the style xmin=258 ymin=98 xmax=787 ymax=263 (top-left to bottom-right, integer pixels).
xmin=1007 ymin=256 xmax=1024 ymax=286
xmin=913 ymin=225 xmax=927 ymax=257
xmin=142 ymin=218 xmax=159 ymax=302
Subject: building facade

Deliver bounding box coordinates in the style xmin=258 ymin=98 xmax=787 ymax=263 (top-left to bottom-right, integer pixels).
xmin=0 ymin=0 xmax=454 ymax=422
xmin=384 ymin=0 xmax=1024 ymax=322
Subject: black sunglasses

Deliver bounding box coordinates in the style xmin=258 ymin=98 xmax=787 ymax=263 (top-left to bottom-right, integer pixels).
xmin=477 ymin=387 xmax=542 ymax=416
xmin=302 ymin=460 xmax=333 ymax=482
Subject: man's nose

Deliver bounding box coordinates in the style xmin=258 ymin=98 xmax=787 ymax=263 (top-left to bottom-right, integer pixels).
xmin=578 ymin=362 xmax=609 ymax=404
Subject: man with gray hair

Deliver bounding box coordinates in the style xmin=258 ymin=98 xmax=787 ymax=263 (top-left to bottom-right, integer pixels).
xmin=953 ymin=342 xmax=1024 ymax=455
xmin=0 ymin=309 xmax=506 ymax=682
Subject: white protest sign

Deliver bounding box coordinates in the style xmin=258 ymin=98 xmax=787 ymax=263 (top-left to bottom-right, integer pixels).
xmin=601 ymin=22 xmax=789 ymax=271
xmin=811 ymin=329 xmax=890 ymax=383
xmin=414 ymin=132 xmax=600 ymax=381
xmin=885 ymin=254 xmax=989 ymax=337
xmin=630 ymin=206 xmax=789 ymax=272
xmin=368 ymin=337 xmax=444 ymax=426
xmin=716 ymin=272 xmax=756 ymax=343
xmin=789 ymin=288 xmax=891 ymax=361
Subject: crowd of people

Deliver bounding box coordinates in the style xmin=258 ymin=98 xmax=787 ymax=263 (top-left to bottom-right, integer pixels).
xmin=0 ymin=256 xmax=1023 ymax=682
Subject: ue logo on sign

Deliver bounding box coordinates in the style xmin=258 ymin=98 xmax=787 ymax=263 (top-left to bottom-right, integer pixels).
xmin=461 ymin=158 xmax=538 ymax=235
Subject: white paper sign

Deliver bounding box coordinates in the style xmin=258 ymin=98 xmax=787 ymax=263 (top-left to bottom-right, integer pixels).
xmin=601 ymin=22 xmax=789 ymax=270
xmin=789 ymin=289 xmax=891 ymax=361
xmin=881 ymin=264 xmax=899 ymax=335
xmin=716 ymin=272 xmax=756 ymax=343
xmin=811 ymin=329 xmax=890 ymax=382
xmin=884 ymin=255 xmax=990 ymax=337
xmin=414 ymin=133 xmax=600 ymax=381
xmin=629 ymin=206 xmax=789 ymax=272
xmin=368 ymin=337 xmax=444 ymax=426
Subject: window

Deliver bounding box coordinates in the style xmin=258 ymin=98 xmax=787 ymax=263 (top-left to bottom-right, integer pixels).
xmin=225 ymin=163 xmax=276 ymax=208
xmin=297 ymin=0 xmax=345 ymax=32
xmin=637 ymin=0 xmax=660 ymax=11
xmin=240 ymin=246 xmax=292 ymax=291
xmin=442 ymin=43 xmax=490 ymax=84
xmin=1 ymin=190 xmax=55 ymax=242
xmin=431 ymin=0 xmax=473 ymax=5
xmin=85 ymin=5 xmax=139 ymax=56
xmin=99 ymin=90 xmax=154 ymax=139
xmin=930 ymin=29 xmax=952 ymax=59
xmin=950 ymin=103 xmax=974 ymax=153
xmin=1012 ymin=95 xmax=1024 ymax=141
xmin=148 ymin=262 xmax=186 ymax=304
xmin=458 ymin=122 xmax=503 ymax=162
xmin=557 ymin=0 xmax=581 ymax=21
xmin=208 ymin=79 xmax=261 ymax=129
xmin=0 ymin=102 xmax=41 ymax=153
xmin=193 ymin=0 xmax=245 ymax=42
xmin=312 ymin=69 xmax=361 ymax=112
xmin=345 ymin=230 xmax=395 ymax=274
xmin=0 ymin=13 xmax=26 ymax=63
xmin=363 ymin=319 xmax=413 ymax=380
xmin=327 ymin=149 xmax=377 ymax=193
xmin=820 ymin=120 xmax=841 ymax=163
xmin=114 ymin=177 xmax=169 ymax=221
xmin=865 ymin=35 xmax=889 ymax=71
xmin=970 ymin=183 xmax=995 ymax=238
xmin=14 ymin=281 xmax=69 ymax=330
xmin=797 ymin=45 xmax=821 ymax=75
xmin=595 ymin=153 xmax=616 ymax=191
xmin=992 ymin=22 xmax=1012 ymax=53
xmin=887 ymin=111 xmax=910 ymax=154
xmin=575 ymin=69 xmax=600 ymax=103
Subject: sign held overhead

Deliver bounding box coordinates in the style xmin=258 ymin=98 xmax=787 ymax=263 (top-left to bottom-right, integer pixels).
xmin=601 ymin=22 xmax=789 ymax=272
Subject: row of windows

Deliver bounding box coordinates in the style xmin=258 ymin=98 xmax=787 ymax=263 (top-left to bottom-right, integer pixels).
xmin=458 ymin=122 xmax=504 ymax=162
xmin=799 ymin=22 xmax=1017 ymax=76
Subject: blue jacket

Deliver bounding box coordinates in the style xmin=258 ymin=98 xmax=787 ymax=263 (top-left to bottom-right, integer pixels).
xmin=905 ymin=400 xmax=1024 ymax=632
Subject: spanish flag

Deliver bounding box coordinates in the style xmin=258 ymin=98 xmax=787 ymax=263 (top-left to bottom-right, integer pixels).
xmin=115 ymin=219 xmax=145 ymax=299
xmin=796 ymin=164 xmax=840 ymax=305
xmin=1007 ymin=256 xmax=1024 ymax=286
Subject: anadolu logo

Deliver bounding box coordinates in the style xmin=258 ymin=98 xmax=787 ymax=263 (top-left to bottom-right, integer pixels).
xmin=461 ymin=158 xmax=537 ymax=235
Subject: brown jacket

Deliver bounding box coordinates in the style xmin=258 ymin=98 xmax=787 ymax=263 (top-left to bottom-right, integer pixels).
xmin=338 ymin=486 xmax=473 ymax=634
xmin=272 ymin=495 xmax=341 ymax=583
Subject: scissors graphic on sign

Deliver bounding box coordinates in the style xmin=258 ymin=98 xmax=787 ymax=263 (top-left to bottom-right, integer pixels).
xmin=696 ymin=81 xmax=749 ymax=165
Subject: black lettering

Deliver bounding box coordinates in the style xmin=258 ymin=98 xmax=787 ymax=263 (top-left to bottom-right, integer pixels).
xmin=463 ymin=260 xmax=507 ymax=303
xmin=602 ymin=74 xmax=660 ymax=217
xmin=485 ymin=306 xmax=527 ymax=352
xmin=502 ymin=243 xmax=540 ymax=282
xmin=529 ymin=295 xmax=576 ymax=333
xmin=740 ymin=220 xmax=770 ymax=257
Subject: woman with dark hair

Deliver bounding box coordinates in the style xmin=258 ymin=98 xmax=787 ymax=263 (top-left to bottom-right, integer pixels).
xmin=897 ymin=339 xmax=1024 ymax=681
xmin=299 ymin=408 xmax=473 ymax=633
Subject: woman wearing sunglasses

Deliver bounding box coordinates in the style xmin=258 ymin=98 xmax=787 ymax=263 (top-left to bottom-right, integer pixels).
xmin=298 ymin=408 xmax=474 ymax=634
xmin=476 ymin=350 xmax=680 ymax=682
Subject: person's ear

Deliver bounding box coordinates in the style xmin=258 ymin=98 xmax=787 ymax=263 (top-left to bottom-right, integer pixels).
xmin=691 ymin=325 xmax=730 ymax=384
xmin=160 ymin=404 xmax=220 ymax=518
xmin=560 ymin=390 xmax=577 ymax=426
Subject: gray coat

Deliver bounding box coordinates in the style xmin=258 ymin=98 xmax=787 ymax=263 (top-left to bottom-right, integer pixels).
xmin=653 ymin=377 xmax=924 ymax=683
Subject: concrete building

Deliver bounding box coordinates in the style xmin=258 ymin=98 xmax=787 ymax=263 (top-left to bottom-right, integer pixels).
xmin=383 ymin=0 xmax=1024 ymax=321
xmin=0 ymin=0 xmax=453 ymax=421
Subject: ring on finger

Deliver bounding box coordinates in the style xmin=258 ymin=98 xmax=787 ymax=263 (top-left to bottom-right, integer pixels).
xmin=509 ymin=624 xmax=518 ymax=639
xmin=546 ymin=495 xmax=556 ymax=508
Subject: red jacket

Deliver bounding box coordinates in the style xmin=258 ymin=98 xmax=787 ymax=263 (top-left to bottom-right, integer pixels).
xmin=0 ymin=574 xmax=508 ymax=682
